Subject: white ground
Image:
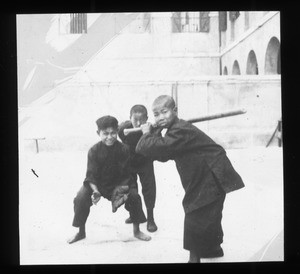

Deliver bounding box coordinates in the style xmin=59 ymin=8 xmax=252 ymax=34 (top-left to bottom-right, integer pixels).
xmin=19 ymin=146 xmax=284 ymax=265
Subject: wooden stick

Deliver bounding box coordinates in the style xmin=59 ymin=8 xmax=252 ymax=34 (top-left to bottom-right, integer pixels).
xmin=123 ymin=108 xmax=246 ymax=135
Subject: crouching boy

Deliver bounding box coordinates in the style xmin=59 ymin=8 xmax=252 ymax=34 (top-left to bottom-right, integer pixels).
xmin=68 ymin=115 xmax=151 ymax=244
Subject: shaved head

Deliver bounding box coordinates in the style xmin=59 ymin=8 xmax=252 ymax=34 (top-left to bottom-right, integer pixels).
xmin=152 ymin=95 xmax=178 ymax=128
xmin=152 ymin=95 xmax=176 ymax=110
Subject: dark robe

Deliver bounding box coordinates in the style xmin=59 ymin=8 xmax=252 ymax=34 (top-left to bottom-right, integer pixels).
xmin=118 ymin=121 xmax=151 ymax=170
xmin=71 ymin=140 xmax=146 ymax=227
xmin=83 ymin=140 xmax=136 ymax=199
xmin=136 ymin=117 xmax=244 ymax=253
xmin=136 ymin=117 xmax=244 ymax=213
xmin=118 ymin=121 xmax=156 ymax=210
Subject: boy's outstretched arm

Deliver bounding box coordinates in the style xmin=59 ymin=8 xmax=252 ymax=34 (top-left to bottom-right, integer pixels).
xmin=118 ymin=121 xmax=132 ymax=143
xmin=136 ymin=123 xmax=199 ymax=161
xmin=136 ymin=133 xmax=171 ymax=160
xmin=135 ymin=127 xmax=185 ymax=161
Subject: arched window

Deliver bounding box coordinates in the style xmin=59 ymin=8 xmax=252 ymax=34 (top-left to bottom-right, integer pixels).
xmin=232 ymin=60 xmax=241 ymax=75
xmin=223 ymin=66 xmax=228 ymax=75
xmin=264 ymin=37 xmax=281 ymax=74
xmin=246 ymin=50 xmax=259 ymax=75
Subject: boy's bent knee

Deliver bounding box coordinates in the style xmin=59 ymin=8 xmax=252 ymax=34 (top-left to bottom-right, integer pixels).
xmin=74 ymin=186 xmax=93 ymax=207
xmin=125 ymin=189 xmax=143 ymax=210
xmin=128 ymin=189 xmax=140 ymax=202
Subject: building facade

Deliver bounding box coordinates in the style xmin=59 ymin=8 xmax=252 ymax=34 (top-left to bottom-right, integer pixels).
xmin=18 ymin=11 xmax=281 ymax=151
xmin=219 ymin=11 xmax=280 ymax=76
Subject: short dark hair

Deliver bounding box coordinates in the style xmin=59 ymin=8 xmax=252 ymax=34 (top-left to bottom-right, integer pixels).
xmin=152 ymin=95 xmax=176 ymax=109
xmin=96 ymin=115 xmax=118 ymax=130
xmin=130 ymin=105 xmax=148 ymax=117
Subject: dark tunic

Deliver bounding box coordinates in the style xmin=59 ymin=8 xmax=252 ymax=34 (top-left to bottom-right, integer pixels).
xmin=118 ymin=121 xmax=156 ymax=209
xmin=183 ymin=194 xmax=225 ymax=254
xmin=136 ymin=117 xmax=245 ymax=253
xmin=118 ymin=121 xmax=151 ymax=169
xmin=136 ymin=117 xmax=244 ymax=214
xmin=72 ymin=140 xmax=146 ymax=227
xmin=83 ymin=140 xmax=136 ymax=199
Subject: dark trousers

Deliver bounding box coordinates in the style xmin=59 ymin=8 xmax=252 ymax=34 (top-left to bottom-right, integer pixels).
xmin=132 ymin=161 xmax=156 ymax=210
xmin=183 ymin=194 xmax=226 ymax=254
xmin=72 ymin=185 xmax=147 ymax=227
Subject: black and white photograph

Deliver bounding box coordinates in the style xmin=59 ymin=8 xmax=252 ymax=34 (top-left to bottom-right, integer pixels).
xmin=17 ymin=11 xmax=283 ymax=264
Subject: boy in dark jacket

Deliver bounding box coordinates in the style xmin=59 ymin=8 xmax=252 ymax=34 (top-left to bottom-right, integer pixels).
xmin=118 ymin=105 xmax=157 ymax=232
xmin=68 ymin=115 xmax=151 ymax=244
xmin=135 ymin=95 xmax=245 ymax=263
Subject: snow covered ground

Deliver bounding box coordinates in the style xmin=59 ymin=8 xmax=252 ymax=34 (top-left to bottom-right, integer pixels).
xmin=19 ymin=146 xmax=283 ymax=264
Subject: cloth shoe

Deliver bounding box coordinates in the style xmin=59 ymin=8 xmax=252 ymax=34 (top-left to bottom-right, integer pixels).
xmin=200 ymin=246 xmax=224 ymax=258
xmin=147 ymin=219 xmax=158 ymax=232
xmin=125 ymin=217 xmax=133 ymax=224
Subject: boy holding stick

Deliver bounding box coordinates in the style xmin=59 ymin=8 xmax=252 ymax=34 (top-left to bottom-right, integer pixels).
xmin=135 ymin=95 xmax=244 ymax=263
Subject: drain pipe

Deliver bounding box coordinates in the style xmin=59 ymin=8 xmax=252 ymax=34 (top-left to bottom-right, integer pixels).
xmin=218 ymin=12 xmax=222 ymax=75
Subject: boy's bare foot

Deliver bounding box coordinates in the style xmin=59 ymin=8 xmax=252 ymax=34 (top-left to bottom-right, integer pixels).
xmin=147 ymin=219 xmax=157 ymax=232
xmin=134 ymin=230 xmax=151 ymax=241
xmin=67 ymin=232 xmax=86 ymax=244
xmin=133 ymin=223 xmax=151 ymax=241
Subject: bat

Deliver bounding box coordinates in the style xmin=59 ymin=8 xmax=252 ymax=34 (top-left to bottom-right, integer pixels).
xmin=123 ymin=108 xmax=247 ymax=135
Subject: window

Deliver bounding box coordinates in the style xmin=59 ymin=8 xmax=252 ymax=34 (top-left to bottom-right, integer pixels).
xmin=172 ymin=12 xmax=181 ymax=32
xmin=232 ymin=60 xmax=241 ymax=75
xmin=223 ymin=66 xmax=228 ymax=75
xmin=219 ymin=11 xmax=227 ymax=31
xmin=229 ymin=11 xmax=239 ymax=41
xmin=171 ymin=12 xmax=210 ymax=33
xmin=244 ymin=12 xmax=249 ymax=30
xmin=70 ymin=13 xmax=87 ymax=34
xmin=264 ymin=37 xmax=281 ymax=74
xmin=230 ymin=19 xmax=235 ymax=41
xmin=59 ymin=13 xmax=87 ymax=34
xmin=246 ymin=50 xmax=259 ymax=75
xmin=142 ymin=13 xmax=151 ymax=32
xmin=229 ymin=11 xmax=240 ymax=21
xmin=199 ymin=12 xmax=210 ymax=32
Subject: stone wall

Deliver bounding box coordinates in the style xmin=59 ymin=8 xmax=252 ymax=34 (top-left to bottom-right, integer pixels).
xmin=19 ymin=75 xmax=281 ymax=152
xmin=177 ymin=75 xmax=281 ymax=148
